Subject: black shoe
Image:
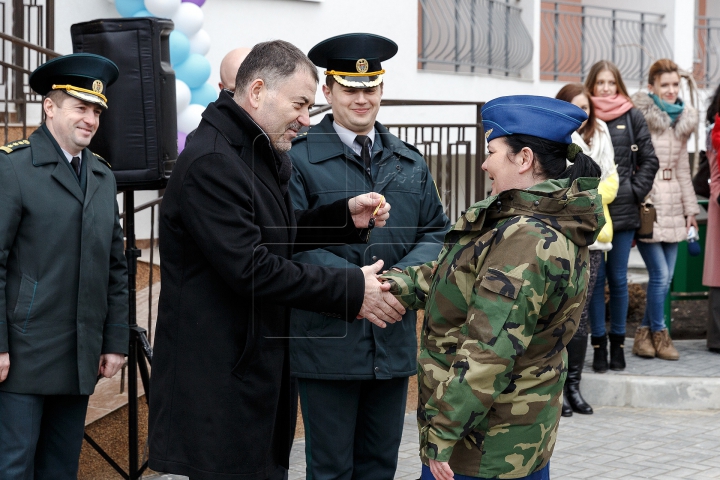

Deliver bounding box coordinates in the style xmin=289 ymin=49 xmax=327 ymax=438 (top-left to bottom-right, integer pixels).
xmin=566 ymin=335 xmax=593 ymax=414
xmin=562 ymin=391 xmax=573 ymax=417
xmin=709 ymin=347 xmax=720 ymax=354
xmin=591 ymin=335 xmax=608 ymax=373
xmin=609 ymin=333 xmax=626 ymax=371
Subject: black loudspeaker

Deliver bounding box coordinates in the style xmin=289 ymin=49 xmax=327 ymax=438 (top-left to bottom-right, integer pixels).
xmin=71 ymin=18 xmax=177 ymax=191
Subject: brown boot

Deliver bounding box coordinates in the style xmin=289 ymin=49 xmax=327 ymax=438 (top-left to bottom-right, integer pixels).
xmin=652 ymin=329 xmax=679 ymax=361
xmin=632 ymin=327 xmax=655 ymax=358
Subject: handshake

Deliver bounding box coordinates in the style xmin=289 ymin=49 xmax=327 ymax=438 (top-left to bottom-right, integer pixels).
xmin=347 ymin=192 xmax=406 ymax=328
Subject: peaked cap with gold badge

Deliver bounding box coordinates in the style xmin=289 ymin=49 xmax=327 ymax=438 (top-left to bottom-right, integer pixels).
xmin=308 ymin=33 xmax=398 ymax=88
xmin=29 ymin=53 xmax=119 ymax=109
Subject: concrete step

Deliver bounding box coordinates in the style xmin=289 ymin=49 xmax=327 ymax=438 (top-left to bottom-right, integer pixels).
xmin=581 ymin=338 xmax=720 ymax=411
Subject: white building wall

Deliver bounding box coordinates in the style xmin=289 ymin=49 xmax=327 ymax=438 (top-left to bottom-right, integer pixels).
xmin=49 ymin=0 xmax=706 ymax=238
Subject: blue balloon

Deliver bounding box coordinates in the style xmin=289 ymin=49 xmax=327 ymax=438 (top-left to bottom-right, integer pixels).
xmin=115 ymin=0 xmax=145 ymax=17
xmin=190 ymin=82 xmax=218 ymax=107
xmin=133 ymin=9 xmax=153 ymax=17
xmin=170 ymin=31 xmax=191 ymax=67
xmin=175 ymin=54 xmax=211 ymax=89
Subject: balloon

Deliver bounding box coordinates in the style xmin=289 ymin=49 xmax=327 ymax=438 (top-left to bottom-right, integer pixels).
xmin=115 ymin=0 xmax=145 ymax=16
xmin=177 ymin=103 xmax=206 ymax=133
xmin=188 ymin=29 xmax=211 ymax=56
xmin=174 ymin=53 xmax=211 ymax=89
xmin=182 ymin=0 xmax=205 ymax=6
xmin=133 ymin=9 xmax=153 ymax=16
xmin=176 ymin=79 xmax=192 ymax=113
xmin=144 ymin=0 xmax=181 ymax=18
xmin=169 ymin=30 xmax=190 ymax=66
xmin=178 ymin=131 xmax=188 ymax=153
xmin=172 ymin=2 xmax=204 ymax=37
xmin=190 ymin=82 xmax=217 ymax=107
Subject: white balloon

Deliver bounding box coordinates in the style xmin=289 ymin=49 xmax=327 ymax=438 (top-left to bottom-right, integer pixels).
xmin=175 ymin=79 xmax=191 ymax=113
xmin=172 ymin=3 xmax=204 ymax=37
xmin=189 ymin=29 xmax=211 ymax=56
xmin=177 ymin=103 xmax=206 ymax=133
xmin=144 ymin=0 xmax=180 ymax=18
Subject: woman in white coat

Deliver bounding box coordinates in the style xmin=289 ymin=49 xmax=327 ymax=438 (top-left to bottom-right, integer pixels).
xmin=631 ymin=59 xmax=699 ymax=361
xmin=556 ymin=84 xmax=618 ymax=416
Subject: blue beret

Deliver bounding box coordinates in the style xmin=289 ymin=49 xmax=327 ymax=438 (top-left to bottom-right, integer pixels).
xmin=481 ymin=95 xmax=588 ymax=144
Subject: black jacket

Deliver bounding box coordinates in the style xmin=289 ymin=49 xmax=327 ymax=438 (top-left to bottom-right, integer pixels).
xmin=148 ymin=91 xmax=365 ymax=479
xmin=605 ymin=107 xmax=659 ymax=231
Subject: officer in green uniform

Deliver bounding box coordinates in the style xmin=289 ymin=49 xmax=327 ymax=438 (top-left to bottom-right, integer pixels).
xmin=0 ymin=53 xmax=128 ymax=479
xmin=382 ymin=96 xmax=605 ymax=480
xmin=288 ymin=33 xmax=451 ymax=479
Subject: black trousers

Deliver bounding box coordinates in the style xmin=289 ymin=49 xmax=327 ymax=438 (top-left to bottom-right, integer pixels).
xmin=0 ymin=391 xmax=89 ymax=480
xmin=708 ymin=287 xmax=720 ymax=350
xmin=297 ymin=377 xmax=409 ymax=480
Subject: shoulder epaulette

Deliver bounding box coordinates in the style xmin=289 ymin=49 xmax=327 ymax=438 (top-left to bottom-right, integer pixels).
xmin=92 ymin=152 xmax=111 ymax=169
xmin=292 ymin=132 xmax=309 ymax=143
xmin=0 ymin=139 xmax=30 ymax=154
xmin=402 ymin=141 xmax=422 ymax=156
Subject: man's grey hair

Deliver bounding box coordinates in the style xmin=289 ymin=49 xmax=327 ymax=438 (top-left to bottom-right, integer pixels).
xmin=234 ymin=40 xmax=318 ymax=96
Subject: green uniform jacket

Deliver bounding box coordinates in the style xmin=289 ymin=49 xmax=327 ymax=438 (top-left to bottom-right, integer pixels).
xmin=383 ymin=178 xmax=604 ymax=478
xmin=288 ymin=115 xmax=450 ymax=379
xmin=0 ymin=127 xmax=128 ymax=396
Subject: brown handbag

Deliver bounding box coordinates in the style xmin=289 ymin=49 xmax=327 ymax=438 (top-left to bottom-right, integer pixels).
xmin=637 ymin=200 xmax=656 ymax=239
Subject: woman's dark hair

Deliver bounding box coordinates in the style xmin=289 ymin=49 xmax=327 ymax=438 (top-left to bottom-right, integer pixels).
xmin=555 ymin=83 xmax=596 ymax=145
xmin=584 ymin=60 xmax=631 ymax=99
xmin=707 ymin=83 xmax=720 ymax=125
xmin=503 ymin=134 xmax=601 ymax=183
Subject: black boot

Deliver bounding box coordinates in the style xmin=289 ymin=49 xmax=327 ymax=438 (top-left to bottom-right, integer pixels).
xmin=562 ymin=390 xmax=573 ymax=417
xmin=591 ymin=334 xmax=608 ymax=373
xmin=609 ymin=333 xmax=626 ymax=371
xmin=566 ymin=335 xmax=593 ymax=414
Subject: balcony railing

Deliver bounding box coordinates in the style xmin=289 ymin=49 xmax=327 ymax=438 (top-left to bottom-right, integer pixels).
xmin=418 ymin=0 xmax=533 ymax=77
xmin=541 ymin=1 xmax=673 ymax=84
xmin=695 ymin=16 xmax=720 ymax=89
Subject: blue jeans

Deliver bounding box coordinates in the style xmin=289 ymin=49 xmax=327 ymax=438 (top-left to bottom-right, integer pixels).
xmin=589 ymin=229 xmax=636 ymax=337
xmin=636 ymin=241 xmax=679 ymax=332
xmin=421 ymin=462 xmax=550 ymax=479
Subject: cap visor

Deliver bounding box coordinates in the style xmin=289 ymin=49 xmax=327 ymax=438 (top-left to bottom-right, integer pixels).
xmin=333 ymin=74 xmax=383 ymax=88
xmin=65 ymin=90 xmax=108 ymax=109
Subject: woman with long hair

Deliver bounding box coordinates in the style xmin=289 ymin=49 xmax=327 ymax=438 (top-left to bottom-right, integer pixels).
xmin=555 ymin=83 xmax=618 ymax=415
xmin=584 ymin=61 xmax=659 ymax=372
xmin=630 ymin=59 xmax=699 ymax=360
xmin=383 ymin=96 xmax=603 ymax=480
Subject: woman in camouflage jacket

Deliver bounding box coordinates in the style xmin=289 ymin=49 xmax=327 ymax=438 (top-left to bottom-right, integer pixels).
xmin=383 ymin=96 xmax=605 ymax=480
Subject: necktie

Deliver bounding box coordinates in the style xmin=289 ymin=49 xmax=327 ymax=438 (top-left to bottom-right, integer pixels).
xmin=355 ymin=135 xmax=372 ymax=174
xmin=71 ymin=156 xmax=81 ymax=178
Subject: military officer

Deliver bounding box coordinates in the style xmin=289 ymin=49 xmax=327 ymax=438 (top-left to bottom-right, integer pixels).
xmin=288 ymin=33 xmax=451 ymax=480
xmin=382 ymin=96 xmax=604 ymax=480
xmin=0 ymin=53 xmax=128 ymax=479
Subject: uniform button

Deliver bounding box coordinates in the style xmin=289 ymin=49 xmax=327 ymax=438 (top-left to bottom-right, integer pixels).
xmin=374 ymin=366 xmax=380 ymax=372
xmin=372 ymin=256 xmax=378 ymax=261
xmin=534 ymin=200 xmax=540 ymax=206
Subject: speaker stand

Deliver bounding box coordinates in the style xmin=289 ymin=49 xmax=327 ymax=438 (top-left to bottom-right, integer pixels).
xmin=84 ymin=190 xmax=153 ymax=480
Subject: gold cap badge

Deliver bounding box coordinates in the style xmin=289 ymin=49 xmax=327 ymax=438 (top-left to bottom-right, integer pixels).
xmin=485 ymin=128 xmax=493 ymax=139
xmin=92 ymin=79 xmax=103 ymax=94
xmin=356 ymin=58 xmax=369 ymax=74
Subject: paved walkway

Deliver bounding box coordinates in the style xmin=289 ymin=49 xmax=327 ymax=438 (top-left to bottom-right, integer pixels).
xmin=149 ymin=406 xmax=720 ymax=479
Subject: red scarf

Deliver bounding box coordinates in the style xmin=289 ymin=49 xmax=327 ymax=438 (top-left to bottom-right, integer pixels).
xmin=591 ymin=94 xmax=634 ymax=121
xmin=711 ymin=115 xmax=720 ymax=169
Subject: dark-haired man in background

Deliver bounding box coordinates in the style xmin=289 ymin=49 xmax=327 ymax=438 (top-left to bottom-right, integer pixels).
xmin=149 ymin=39 xmax=405 ymax=480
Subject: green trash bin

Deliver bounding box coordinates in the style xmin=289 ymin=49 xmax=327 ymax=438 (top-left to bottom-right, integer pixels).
xmin=664 ymin=199 xmax=710 ymax=331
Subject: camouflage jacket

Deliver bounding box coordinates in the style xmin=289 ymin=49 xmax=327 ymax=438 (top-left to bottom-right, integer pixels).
xmin=382 ymin=178 xmax=604 ymax=478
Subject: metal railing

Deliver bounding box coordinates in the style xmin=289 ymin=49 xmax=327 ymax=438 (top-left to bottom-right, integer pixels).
xmin=541 ymin=1 xmax=673 ymax=84
xmin=418 ymin=0 xmax=533 ymax=76
xmin=695 ymin=16 xmax=720 ymax=89
xmin=310 ymin=99 xmax=486 ymax=222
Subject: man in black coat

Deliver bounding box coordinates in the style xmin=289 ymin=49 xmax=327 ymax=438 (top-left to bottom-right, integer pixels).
xmin=0 ymin=54 xmax=128 ymax=479
xmin=148 ymin=40 xmax=404 ymax=480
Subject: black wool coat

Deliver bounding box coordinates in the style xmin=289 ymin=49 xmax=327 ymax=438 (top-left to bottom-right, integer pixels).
xmin=148 ymin=91 xmax=365 ymax=480
xmin=605 ymin=107 xmax=659 ymax=232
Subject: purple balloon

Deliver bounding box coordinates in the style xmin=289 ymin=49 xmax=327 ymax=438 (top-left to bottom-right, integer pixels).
xmin=178 ymin=131 xmax=188 ymax=153
xmin=182 ymin=0 xmax=205 ymax=6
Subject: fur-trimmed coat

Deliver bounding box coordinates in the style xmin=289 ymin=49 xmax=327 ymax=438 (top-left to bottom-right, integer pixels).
xmin=632 ymin=92 xmax=700 ymax=243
